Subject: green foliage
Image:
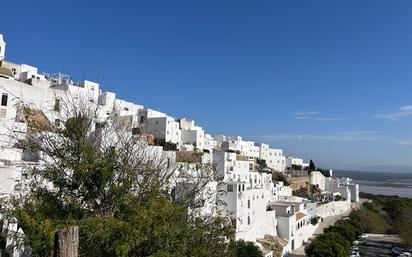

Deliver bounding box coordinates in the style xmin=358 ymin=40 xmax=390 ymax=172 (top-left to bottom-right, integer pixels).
xmin=230 ymin=240 xmax=264 ymax=257
xmin=357 ymin=192 xmax=412 ymax=246
xmin=272 ymin=172 xmax=290 ymax=186
xmin=309 ymin=160 xmax=316 ymax=171
xmin=351 ymin=208 xmax=387 ymax=233
xmin=305 ymin=239 xmax=347 ymax=257
xmin=305 ymin=217 xmax=363 ymax=257
xmin=2 ymin=109 xmax=235 ymax=257
xmin=310 ymin=216 xmax=320 ymax=225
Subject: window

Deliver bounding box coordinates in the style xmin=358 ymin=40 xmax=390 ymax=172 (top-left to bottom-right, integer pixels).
xmin=1 ymin=93 xmax=8 ymax=106
xmin=247 ymin=216 xmax=250 ymax=225
xmin=124 ymin=107 xmax=129 ymax=111
xmin=242 ymin=184 xmax=245 ymax=191
xmin=238 ymin=185 xmax=241 ymax=191
xmin=140 ymin=116 xmax=144 ymax=123
xmin=55 ymin=119 xmax=61 ymax=127
xmin=0 ymin=109 xmax=6 ymax=118
xmin=227 ymin=184 xmax=234 ymax=192
xmin=248 ymin=199 xmax=250 ymax=208
xmin=54 ymin=99 xmax=60 ymax=112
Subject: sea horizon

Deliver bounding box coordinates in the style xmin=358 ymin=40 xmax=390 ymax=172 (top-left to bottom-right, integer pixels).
xmin=334 ymin=169 xmax=412 ymax=199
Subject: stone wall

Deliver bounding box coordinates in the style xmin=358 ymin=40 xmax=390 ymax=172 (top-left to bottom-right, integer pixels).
xmin=288 ymin=177 xmax=309 ymax=191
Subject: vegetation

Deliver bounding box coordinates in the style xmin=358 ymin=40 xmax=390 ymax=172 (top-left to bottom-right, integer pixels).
xmin=310 ymin=216 xmax=320 ymax=225
xmin=317 ymin=168 xmax=331 ymax=177
xmin=352 ymin=192 xmax=412 ymax=246
xmin=0 ymin=101 xmax=239 ymax=257
xmin=308 ymin=160 xmax=316 ymax=172
xmin=306 ymin=192 xmax=412 ymax=257
xmin=305 ymin=219 xmax=363 ymax=257
xmin=230 ymin=240 xmax=264 ymax=257
xmin=334 ymin=195 xmax=344 ymax=201
xmin=306 ymin=160 xmax=331 ymax=177
xmin=272 ymin=171 xmax=290 ymax=186
xmin=292 ymin=183 xmax=321 ymax=199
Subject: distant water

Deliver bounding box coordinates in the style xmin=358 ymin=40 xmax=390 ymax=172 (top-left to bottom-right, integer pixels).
xmin=334 ymin=170 xmax=412 ymax=199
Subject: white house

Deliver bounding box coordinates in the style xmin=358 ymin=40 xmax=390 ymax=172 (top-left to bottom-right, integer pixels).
xmin=255 ymin=143 xmax=286 ymax=172
xmin=213 ymin=151 xmax=279 ymax=255
xmin=269 ymin=197 xmax=317 ymax=254
xmin=286 ymin=157 xmax=304 ymax=171
xmin=220 ymin=136 xmax=260 ymax=159
xmin=178 ymin=118 xmax=206 ymax=151
xmin=138 ymin=108 xmax=181 ymax=146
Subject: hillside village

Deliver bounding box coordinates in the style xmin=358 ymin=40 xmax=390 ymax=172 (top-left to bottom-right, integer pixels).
xmin=0 ymin=33 xmax=359 ymax=257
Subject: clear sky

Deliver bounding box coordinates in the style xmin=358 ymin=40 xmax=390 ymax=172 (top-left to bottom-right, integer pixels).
xmin=2 ymin=0 xmax=412 ymax=170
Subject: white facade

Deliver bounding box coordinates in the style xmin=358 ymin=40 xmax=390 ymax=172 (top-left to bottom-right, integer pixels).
xmin=221 ymin=136 xmax=260 ymax=159
xmin=286 ymin=157 xmax=304 ymax=171
xmin=310 ymin=171 xmax=326 ymax=190
xmin=256 ymin=143 xmax=286 ymax=172
xmin=213 ymin=151 xmax=279 ymax=254
xmin=138 ymin=109 xmax=181 ymax=145
xmin=0 ymin=34 xmax=5 ymax=61
xmin=179 ymin=118 xmax=205 ymax=150
xmin=269 ymin=197 xmax=317 ymax=253
xmin=273 ymin=182 xmax=293 ymax=198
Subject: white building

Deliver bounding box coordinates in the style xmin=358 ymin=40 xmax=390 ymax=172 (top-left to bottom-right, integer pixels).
xmin=273 ymin=181 xmax=293 ymax=199
xmin=286 ymin=157 xmax=304 ymax=171
xmin=309 ymin=171 xmax=359 ymax=203
xmin=178 ymin=118 xmax=205 ymax=151
xmin=220 ymin=136 xmax=260 ymax=159
xmin=269 ymin=197 xmax=317 ymax=254
xmin=213 ymin=151 xmax=279 ymax=255
xmin=256 ymin=143 xmax=286 ymax=172
xmin=0 ymin=34 xmax=5 ymax=61
xmin=309 ymin=171 xmax=326 ymax=191
xmin=138 ymin=108 xmax=181 ymax=146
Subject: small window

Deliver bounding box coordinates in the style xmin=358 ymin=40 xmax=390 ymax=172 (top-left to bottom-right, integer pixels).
xmin=1 ymin=94 xmax=8 ymax=106
xmin=55 ymin=119 xmax=61 ymax=127
xmin=0 ymin=109 xmax=6 ymax=118
xmin=54 ymin=99 xmax=60 ymax=112
xmin=248 ymin=200 xmax=250 ymax=209
xmin=247 ymin=216 xmax=250 ymax=225
xmin=124 ymin=107 xmax=129 ymax=111
xmin=227 ymin=184 xmax=234 ymax=192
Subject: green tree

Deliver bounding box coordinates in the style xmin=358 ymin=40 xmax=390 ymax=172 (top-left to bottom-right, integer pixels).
xmin=230 ymin=240 xmax=264 ymax=257
xmin=305 ymin=238 xmax=347 ymax=257
xmin=272 ymin=172 xmax=290 ymax=186
xmin=309 ymin=160 xmax=316 ymax=172
xmin=2 ymin=100 xmax=234 ymax=257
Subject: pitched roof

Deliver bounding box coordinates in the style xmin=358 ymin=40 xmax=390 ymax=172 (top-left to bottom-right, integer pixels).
xmin=296 ymin=211 xmax=306 ymax=221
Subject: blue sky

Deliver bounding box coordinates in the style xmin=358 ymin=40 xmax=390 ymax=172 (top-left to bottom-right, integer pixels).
xmin=2 ymin=0 xmax=412 ymax=169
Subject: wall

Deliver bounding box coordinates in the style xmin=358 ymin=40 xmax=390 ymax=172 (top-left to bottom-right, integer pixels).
xmin=316 ymin=201 xmax=351 ymax=218
xmin=288 ymin=177 xmax=309 ymax=191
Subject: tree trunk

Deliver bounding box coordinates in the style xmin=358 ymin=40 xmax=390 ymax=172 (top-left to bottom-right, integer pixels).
xmin=54 ymin=226 xmax=79 ymax=257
